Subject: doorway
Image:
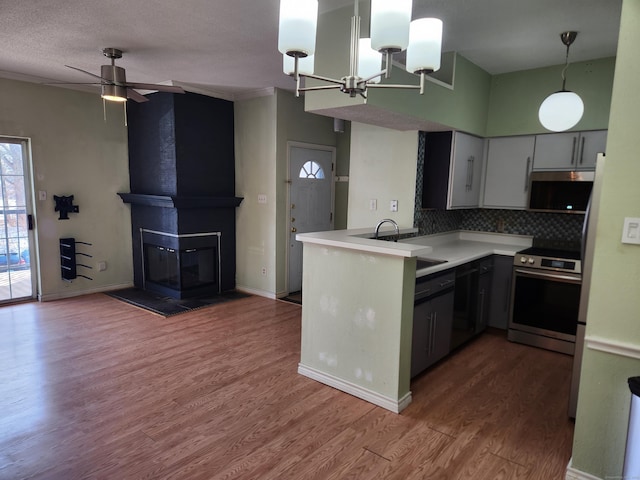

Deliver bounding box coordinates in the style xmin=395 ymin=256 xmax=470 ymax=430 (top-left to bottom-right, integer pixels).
xmin=287 ymin=144 xmax=335 ymax=296
xmin=0 ymin=138 xmax=36 ymax=302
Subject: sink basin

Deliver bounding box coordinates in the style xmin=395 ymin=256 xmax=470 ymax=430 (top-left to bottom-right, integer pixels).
xmin=416 ymin=258 xmax=448 ymax=269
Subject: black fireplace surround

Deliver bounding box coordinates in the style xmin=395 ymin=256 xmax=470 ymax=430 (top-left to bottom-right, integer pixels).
xmin=119 ymin=92 xmax=242 ymax=299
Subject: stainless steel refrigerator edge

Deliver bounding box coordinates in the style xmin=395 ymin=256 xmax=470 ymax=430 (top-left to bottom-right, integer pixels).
xmin=569 ymin=153 xmax=606 ymax=418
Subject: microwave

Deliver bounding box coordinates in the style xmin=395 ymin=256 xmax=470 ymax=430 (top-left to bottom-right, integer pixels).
xmin=528 ymin=171 xmax=594 ymax=213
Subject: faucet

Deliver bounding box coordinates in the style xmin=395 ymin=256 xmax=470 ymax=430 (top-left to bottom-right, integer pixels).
xmin=374 ymin=218 xmax=400 ymax=242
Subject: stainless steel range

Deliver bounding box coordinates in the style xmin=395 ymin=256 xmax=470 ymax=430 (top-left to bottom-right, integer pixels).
xmin=508 ymin=247 xmax=582 ymax=355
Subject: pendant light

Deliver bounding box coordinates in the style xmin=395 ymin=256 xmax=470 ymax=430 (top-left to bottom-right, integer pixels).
xmin=277 ymin=0 xmax=443 ymax=98
xmin=538 ymin=31 xmax=584 ymax=132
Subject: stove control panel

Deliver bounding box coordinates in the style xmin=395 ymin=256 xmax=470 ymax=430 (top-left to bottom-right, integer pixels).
xmin=519 ymin=256 xmax=536 ymax=265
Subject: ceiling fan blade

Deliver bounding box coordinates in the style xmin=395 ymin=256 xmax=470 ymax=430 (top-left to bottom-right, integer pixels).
xmin=65 ymin=65 xmax=107 ymax=82
xmin=126 ymin=88 xmax=149 ymax=103
xmin=126 ymin=82 xmax=185 ymax=94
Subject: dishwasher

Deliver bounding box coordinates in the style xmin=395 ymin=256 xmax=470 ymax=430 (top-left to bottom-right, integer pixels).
xmin=411 ymin=269 xmax=456 ymax=378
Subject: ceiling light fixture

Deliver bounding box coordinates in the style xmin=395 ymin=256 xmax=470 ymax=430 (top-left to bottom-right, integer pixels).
xmin=278 ymin=0 xmax=443 ymax=99
xmin=538 ymin=31 xmax=584 ymax=132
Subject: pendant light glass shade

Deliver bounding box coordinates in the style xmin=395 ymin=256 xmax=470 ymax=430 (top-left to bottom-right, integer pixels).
xmin=278 ymin=0 xmax=318 ymax=57
xmin=357 ymin=38 xmax=382 ymax=83
xmin=538 ymin=91 xmax=584 ymax=132
xmin=370 ymin=0 xmax=411 ymax=52
xmin=283 ymin=54 xmax=315 ymax=76
xmin=406 ymin=18 xmax=443 ymax=74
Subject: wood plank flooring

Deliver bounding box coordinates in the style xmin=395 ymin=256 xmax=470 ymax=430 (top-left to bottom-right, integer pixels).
xmin=0 ymin=294 xmax=574 ymax=479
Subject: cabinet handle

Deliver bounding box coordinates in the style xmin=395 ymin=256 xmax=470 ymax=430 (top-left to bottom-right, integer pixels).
xmin=431 ymin=312 xmax=437 ymax=355
xmin=504 ymin=278 xmax=510 ymax=313
xmin=571 ymin=137 xmax=577 ymax=165
xmin=524 ymin=157 xmax=531 ymax=192
xmin=470 ymin=156 xmax=475 ymax=191
xmin=466 ymin=157 xmax=472 ymax=191
xmin=579 ymin=136 xmax=586 ymax=165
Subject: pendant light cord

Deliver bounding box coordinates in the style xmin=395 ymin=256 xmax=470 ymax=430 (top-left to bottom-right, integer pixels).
xmin=561 ymin=42 xmax=571 ymax=91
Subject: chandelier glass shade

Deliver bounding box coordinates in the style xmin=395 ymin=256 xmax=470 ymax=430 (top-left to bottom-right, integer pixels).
xmin=277 ymin=0 xmax=443 ymax=98
xmin=538 ymin=31 xmax=584 ymax=132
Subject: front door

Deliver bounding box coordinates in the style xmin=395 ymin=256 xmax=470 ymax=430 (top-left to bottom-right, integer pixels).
xmin=288 ymin=145 xmax=334 ymax=294
xmin=0 ymin=138 xmax=36 ymax=302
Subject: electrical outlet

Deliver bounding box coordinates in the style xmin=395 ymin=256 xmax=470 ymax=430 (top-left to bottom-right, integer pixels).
xmin=38 ymin=190 xmax=47 ymax=201
xmin=258 ymin=194 xmax=267 ymax=204
xmin=261 ymin=267 xmax=267 ymax=276
xmin=369 ymin=199 xmax=377 ymax=211
xmin=97 ymin=261 xmax=107 ymax=272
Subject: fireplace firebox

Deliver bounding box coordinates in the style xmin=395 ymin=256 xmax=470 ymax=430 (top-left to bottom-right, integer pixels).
xmin=140 ymin=229 xmax=221 ymax=299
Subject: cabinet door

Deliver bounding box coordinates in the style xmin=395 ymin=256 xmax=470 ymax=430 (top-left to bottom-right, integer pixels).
xmin=411 ymin=299 xmax=433 ymax=378
xmin=576 ymin=130 xmax=607 ymax=170
xmin=476 ymin=269 xmax=492 ymax=333
xmin=430 ymin=292 xmax=454 ymax=362
xmin=488 ymin=255 xmax=513 ymax=329
xmin=483 ymin=136 xmax=535 ymax=209
xmin=533 ymin=132 xmax=580 ymax=170
xmin=450 ymin=132 xmax=485 ymax=208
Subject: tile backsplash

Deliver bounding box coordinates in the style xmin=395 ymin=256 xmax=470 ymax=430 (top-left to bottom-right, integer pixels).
xmin=413 ymin=132 xmax=584 ymax=242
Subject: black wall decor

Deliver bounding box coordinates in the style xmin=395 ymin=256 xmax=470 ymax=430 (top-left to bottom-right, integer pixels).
xmin=121 ymin=92 xmax=242 ymax=298
xmin=53 ymin=195 xmax=79 ymax=220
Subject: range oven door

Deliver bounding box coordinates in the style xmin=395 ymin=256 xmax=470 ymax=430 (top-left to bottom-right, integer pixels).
xmin=508 ymin=267 xmax=581 ymax=354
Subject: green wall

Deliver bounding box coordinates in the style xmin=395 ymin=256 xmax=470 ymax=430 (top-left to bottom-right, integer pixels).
xmin=571 ymin=1 xmax=640 ymax=477
xmin=487 ymin=57 xmax=616 ymax=137
xmin=0 ymin=78 xmax=132 ymax=300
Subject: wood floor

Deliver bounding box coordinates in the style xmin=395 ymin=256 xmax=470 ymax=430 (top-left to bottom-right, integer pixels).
xmin=0 ymin=294 xmax=574 ymax=479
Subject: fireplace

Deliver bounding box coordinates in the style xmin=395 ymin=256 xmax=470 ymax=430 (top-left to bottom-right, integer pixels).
xmin=119 ymin=92 xmax=242 ymax=299
xmin=142 ymin=230 xmax=221 ymax=298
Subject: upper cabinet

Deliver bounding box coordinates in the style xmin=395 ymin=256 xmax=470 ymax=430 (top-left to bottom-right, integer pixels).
xmin=483 ymin=136 xmax=535 ymax=209
xmin=533 ymin=130 xmax=607 ymax=171
xmin=421 ymin=131 xmax=485 ymax=210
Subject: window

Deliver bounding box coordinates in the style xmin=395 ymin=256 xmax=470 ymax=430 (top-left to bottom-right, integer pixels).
xmin=299 ymin=161 xmax=325 ymax=179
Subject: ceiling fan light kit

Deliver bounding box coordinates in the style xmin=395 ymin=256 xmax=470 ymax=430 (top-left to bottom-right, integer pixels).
xmin=277 ymin=0 xmax=443 ymax=99
xmin=538 ymin=31 xmax=584 ymax=132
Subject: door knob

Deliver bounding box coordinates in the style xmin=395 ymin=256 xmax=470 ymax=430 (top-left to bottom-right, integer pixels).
xmin=291 ymin=227 xmax=297 ymax=233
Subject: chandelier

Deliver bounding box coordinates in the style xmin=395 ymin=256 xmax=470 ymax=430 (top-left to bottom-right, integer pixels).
xmin=538 ymin=32 xmax=584 ymax=132
xmin=278 ymin=0 xmax=443 ymax=98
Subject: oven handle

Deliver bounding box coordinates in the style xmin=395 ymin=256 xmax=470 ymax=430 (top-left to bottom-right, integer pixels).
xmin=514 ymin=268 xmax=582 ymax=284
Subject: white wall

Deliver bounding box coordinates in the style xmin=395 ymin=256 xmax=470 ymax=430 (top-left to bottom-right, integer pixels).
xmin=0 ymin=78 xmax=132 ymax=300
xmin=347 ymin=123 xmax=418 ymax=229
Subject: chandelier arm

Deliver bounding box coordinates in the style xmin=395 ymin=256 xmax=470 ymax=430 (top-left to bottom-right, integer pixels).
xmin=366 ymin=83 xmax=421 ymax=90
xmin=298 ymin=85 xmax=343 ymax=92
xmin=359 ymin=69 xmax=387 ymax=84
xmin=299 ymin=73 xmax=345 ymax=85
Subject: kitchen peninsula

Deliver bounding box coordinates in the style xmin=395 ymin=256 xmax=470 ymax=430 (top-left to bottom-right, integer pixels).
xmin=296 ymin=228 xmax=532 ymax=413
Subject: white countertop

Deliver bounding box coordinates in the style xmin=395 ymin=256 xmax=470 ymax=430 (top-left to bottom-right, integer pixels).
xmin=296 ymin=228 xmax=532 ymax=267
xmin=402 ymin=231 xmax=533 ymax=276
xmin=296 ymin=226 xmax=431 ymax=258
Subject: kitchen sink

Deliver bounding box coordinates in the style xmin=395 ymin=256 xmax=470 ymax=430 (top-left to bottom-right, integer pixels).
xmin=416 ymin=258 xmax=448 ymax=269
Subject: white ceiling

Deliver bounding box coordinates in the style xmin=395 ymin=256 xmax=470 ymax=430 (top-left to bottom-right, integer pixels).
xmin=0 ymin=0 xmax=622 ymax=101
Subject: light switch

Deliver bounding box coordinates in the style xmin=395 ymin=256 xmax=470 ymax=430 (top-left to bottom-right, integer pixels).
xmin=390 ymin=200 xmax=398 ymax=212
xmin=38 ymin=190 xmax=47 ymax=201
xmin=622 ymin=217 xmax=640 ymax=245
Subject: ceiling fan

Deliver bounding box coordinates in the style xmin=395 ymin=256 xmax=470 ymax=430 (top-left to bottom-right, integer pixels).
xmin=63 ymin=47 xmax=184 ymax=103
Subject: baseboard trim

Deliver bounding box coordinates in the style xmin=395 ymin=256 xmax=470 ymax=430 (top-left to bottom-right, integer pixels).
xmin=234 ymin=286 xmax=277 ymax=300
xmin=566 ymin=458 xmax=602 ymax=480
xmin=586 ymin=335 xmax=640 ymax=360
xmin=298 ymin=363 xmax=412 ymax=414
xmin=39 ymin=282 xmax=134 ymax=302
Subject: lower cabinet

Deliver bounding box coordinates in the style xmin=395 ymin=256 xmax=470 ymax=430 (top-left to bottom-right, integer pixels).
xmin=488 ymin=255 xmax=514 ymax=329
xmin=411 ymin=270 xmax=455 ymax=378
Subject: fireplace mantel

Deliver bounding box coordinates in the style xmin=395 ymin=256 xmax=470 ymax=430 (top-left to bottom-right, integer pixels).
xmin=118 ymin=193 xmax=243 ymax=209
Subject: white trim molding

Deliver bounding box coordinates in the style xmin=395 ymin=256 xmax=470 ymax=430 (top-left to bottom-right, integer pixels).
xmin=38 ymin=282 xmax=134 ymax=302
xmin=586 ymin=335 xmax=640 ymax=360
xmin=298 ymin=363 xmax=412 ymax=414
xmin=566 ymin=457 xmax=602 ymax=480
xmin=234 ymin=285 xmax=277 ymax=300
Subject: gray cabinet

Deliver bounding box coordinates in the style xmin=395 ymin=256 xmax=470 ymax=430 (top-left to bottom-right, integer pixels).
xmin=421 ymin=131 xmax=485 ymax=210
xmin=483 ymin=136 xmax=535 ymax=209
xmin=488 ymin=255 xmax=513 ymax=329
xmin=411 ymin=270 xmax=455 ymax=378
xmin=476 ymin=257 xmax=493 ymax=333
xmin=533 ymin=130 xmax=607 ymax=171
